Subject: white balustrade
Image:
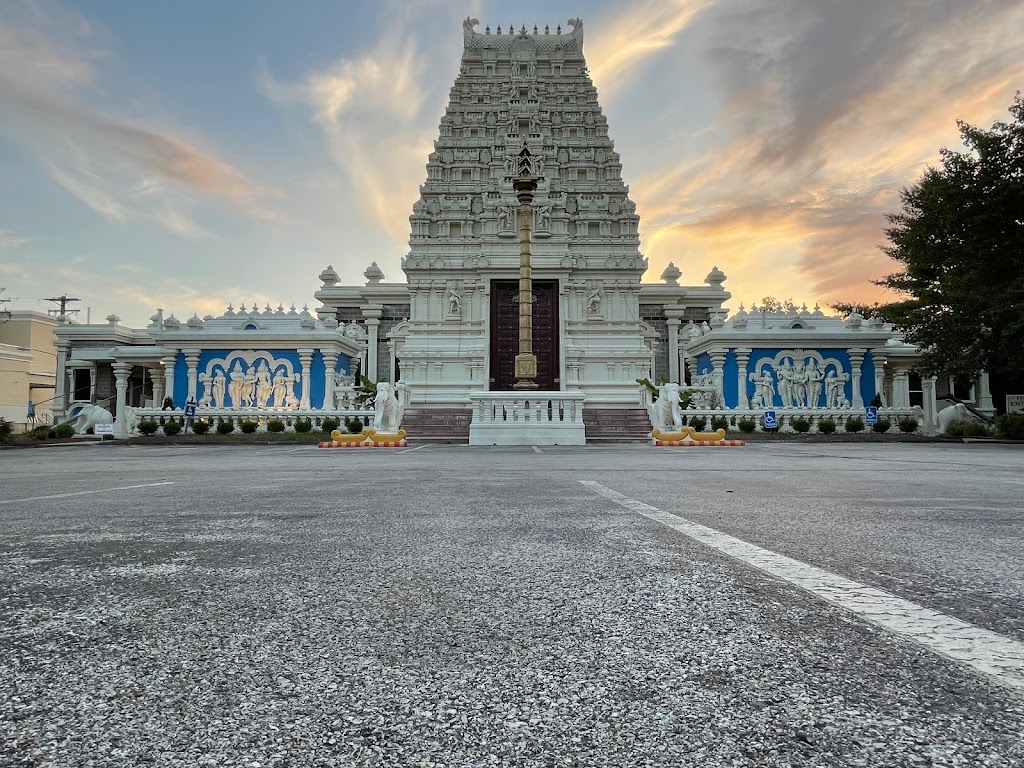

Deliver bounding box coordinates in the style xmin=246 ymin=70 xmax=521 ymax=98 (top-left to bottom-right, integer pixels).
xmin=469 ymin=391 xmax=586 ymax=445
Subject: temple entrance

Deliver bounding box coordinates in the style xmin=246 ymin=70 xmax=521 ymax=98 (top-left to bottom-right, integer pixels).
xmin=489 ymin=280 xmax=560 ymax=391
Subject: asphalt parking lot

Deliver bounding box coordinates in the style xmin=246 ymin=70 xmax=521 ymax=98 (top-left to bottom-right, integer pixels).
xmin=1 ymin=442 xmax=1022 ymax=767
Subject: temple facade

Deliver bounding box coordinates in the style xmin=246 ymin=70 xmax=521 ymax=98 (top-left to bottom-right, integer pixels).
xmin=45 ymin=18 xmax=996 ymax=439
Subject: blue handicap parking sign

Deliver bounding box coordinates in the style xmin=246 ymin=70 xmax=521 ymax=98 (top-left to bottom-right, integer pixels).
xmin=764 ymin=410 xmax=778 ymax=429
xmin=865 ymin=406 xmax=878 ymax=424
xmin=184 ymin=400 xmax=197 ymax=418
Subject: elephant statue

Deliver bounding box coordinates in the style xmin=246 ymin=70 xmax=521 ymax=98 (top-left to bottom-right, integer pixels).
xmin=64 ymin=404 xmax=113 ymax=435
xmin=647 ymin=382 xmax=683 ymax=432
xmin=372 ymin=382 xmax=405 ymax=434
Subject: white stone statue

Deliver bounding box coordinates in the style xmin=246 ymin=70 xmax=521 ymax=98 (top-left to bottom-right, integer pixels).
xmin=373 ymin=382 xmax=405 ymax=433
xmin=66 ymin=404 xmax=113 ymax=435
xmin=749 ymin=370 xmax=775 ymax=409
xmin=936 ymin=403 xmax=978 ymax=434
xmin=197 ymin=373 xmax=213 ymax=407
xmin=792 ymin=361 xmax=807 ymax=407
xmin=536 ymin=204 xmax=551 ymax=231
xmin=212 ymin=368 xmax=227 ymax=409
xmin=255 ymin=361 xmax=272 ymax=408
xmin=587 ymin=286 xmax=603 ymax=314
xmin=825 ymin=371 xmax=850 ymax=409
xmin=228 ymin=361 xmax=245 ymax=408
xmin=448 ymin=287 xmax=463 ymax=316
xmin=805 ymin=359 xmax=823 ymax=408
xmin=122 ymin=405 xmax=140 ymax=435
xmin=271 ymin=368 xmax=289 ymax=408
xmin=647 ymin=382 xmax=682 ymax=432
xmin=777 ymin=359 xmax=795 ymax=407
xmin=242 ymin=366 xmax=257 ymax=408
xmin=498 ymin=205 xmax=513 ymax=231
xmin=283 ymin=374 xmax=300 ymax=410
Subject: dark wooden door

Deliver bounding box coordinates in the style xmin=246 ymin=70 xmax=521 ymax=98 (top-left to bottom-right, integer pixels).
xmin=490 ymin=280 xmax=560 ymax=391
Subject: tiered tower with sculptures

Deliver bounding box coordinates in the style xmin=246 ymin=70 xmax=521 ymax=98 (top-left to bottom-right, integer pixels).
xmin=392 ymin=18 xmax=658 ymax=407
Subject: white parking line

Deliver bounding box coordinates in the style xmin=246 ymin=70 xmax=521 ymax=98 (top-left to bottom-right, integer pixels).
xmin=398 ymin=444 xmax=431 ymax=454
xmin=0 ymin=481 xmax=177 ymax=505
xmin=580 ymin=480 xmax=1024 ymax=692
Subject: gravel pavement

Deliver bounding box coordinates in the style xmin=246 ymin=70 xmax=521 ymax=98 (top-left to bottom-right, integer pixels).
xmin=1 ymin=442 xmax=1022 ymax=767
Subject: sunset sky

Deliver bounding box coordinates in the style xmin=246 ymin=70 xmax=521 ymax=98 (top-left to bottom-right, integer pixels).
xmin=1 ymin=0 xmax=1021 ymax=326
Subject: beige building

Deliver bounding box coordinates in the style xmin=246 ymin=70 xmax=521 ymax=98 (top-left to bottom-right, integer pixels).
xmin=0 ymin=310 xmax=58 ymax=430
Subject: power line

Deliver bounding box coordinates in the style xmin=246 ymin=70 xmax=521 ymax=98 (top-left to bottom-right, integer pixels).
xmin=44 ymin=294 xmax=81 ymax=317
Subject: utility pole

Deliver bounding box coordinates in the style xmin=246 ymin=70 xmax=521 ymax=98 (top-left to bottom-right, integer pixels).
xmin=0 ymin=287 xmax=10 ymax=322
xmin=45 ymin=294 xmax=81 ymax=318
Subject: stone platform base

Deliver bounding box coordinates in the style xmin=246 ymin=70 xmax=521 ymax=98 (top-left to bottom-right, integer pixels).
xmin=653 ymin=439 xmax=746 ymax=447
xmin=318 ymin=440 xmax=408 ymax=448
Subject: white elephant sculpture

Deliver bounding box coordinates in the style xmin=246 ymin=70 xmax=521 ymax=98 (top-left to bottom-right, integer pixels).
xmin=373 ymin=382 xmax=405 ymax=434
xmin=65 ymin=404 xmax=113 ymax=435
xmin=647 ymin=382 xmax=683 ymax=432
xmin=936 ymin=403 xmax=984 ymax=434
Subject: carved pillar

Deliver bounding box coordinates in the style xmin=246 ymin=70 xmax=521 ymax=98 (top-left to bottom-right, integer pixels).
xmin=53 ymin=339 xmax=70 ymax=422
xmin=848 ymin=349 xmax=866 ymax=409
xmin=184 ymin=349 xmax=200 ymax=403
xmin=666 ymin=317 xmax=681 ymax=383
xmin=321 ymin=351 xmax=338 ymax=411
xmin=113 ymin=362 xmax=132 ymax=439
xmin=873 ymin=356 xmax=887 ymax=407
xmin=893 ymin=369 xmax=910 ymax=408
xmin=162 ymin=353 xmax=177 ymax=406
xmin=298 ymin=349 xmax=313 ymax=410
xmin=734 ymin=348 xmax=751 ymax=410
xmin=922 ymin=376 xmax=938 ymax=433
xmin=151 ymin=366 xmax=165 ymax=409
xmin=977 ymin=371 xmax=995 ymax=413
xmin=387 ymin=340 xmax=397 ymax=384
xmin=88 ymin=363 xmax=97 ymax=403
xmin=710 ymin=349 xmax=726 ymax=408
xmin=363 ymin=306 xmax=382 ymax=381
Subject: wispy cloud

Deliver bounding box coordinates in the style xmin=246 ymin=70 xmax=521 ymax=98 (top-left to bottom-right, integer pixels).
xmin=0 ymin=3 xmax=278 ymax=235
xmin=0 ymin=229 xmax=31 ymax=250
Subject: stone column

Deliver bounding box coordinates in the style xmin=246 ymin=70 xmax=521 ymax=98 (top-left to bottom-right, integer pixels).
xmin=321 ymin=351 xmax=338 ymax=410
xmin=184 ymin=349 xmax=200 ymax=404
xmin=977 ymin=371 xmax=995 ymax=413
xmin=363 ymin=306 xmax=382 ymax=381
xmin=666 ymin=317 xmax=681 ymax=383
xmin=921 ymin=376 xmax=938 ymax=433
xmin=734 ymin=348 xmax=751 ymax=410
xmin=893 ymin=369 xmax=910 ymax=408
xmin=298 ymin=349 xmax=313 ymax=410
xmin=873 ymin=356 xmax=887 ymax=407
xmin=151 ymin=366 xmax=165 ymax=409
xmin=848 ymin=348 xmax=866 ymax=409
xmin=710 ymin=349 xmax=727 ymax=408
xmin=53 ymin=339 xmax=70 ymax=422
xmin=113 ymin=362 xmax=132 ymax=438
xmin=162 ymin=353 xmax=177 ymax=407
xmin=88 ymin=363 xmax=97 ymax=403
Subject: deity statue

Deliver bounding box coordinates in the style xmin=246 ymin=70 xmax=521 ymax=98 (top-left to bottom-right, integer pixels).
xmin=255 ymin=361 xmax=273 ymax=408
xmin=749 ymin=370 xmax=775 ymax=409
xmin=777 ymin=360 xmax=794 ymax=408
xmin=792 ymin=361 xmax=807 ymax=407
xmin=242 ymin=366 xmax=257 ymax=408
xmin=498 ymin=205 xmax=513 ymax=231
xmin=212 ymin=368 xmax=226 ymax=409
xmin=825 ymin=371 xmax=850 ymax=409
xmin=448 ymin=287 xmax=463 ymax=315
xmin=536 ymin=204 xmax=551 ymax=231
xmin=587 ymin=286 xmax=603 ymax=314
xmin=805 ymin=359 xmax=823 ymax=408
xmin=228 ymin=361 xmax=245 ymax=408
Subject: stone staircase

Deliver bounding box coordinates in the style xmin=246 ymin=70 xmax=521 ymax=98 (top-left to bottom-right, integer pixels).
xmin=403 ymin=408 xmax=473 ymax=443
xmin=583 ymin=408 xmax=652 ymax=444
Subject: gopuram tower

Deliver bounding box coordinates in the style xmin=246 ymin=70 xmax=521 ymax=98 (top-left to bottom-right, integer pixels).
xmin=393 ymin=17 xmax=660 ymax=407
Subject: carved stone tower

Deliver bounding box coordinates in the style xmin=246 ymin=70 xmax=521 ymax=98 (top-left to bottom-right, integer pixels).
xmin=394 ymin=18 xmax=656 ymax=407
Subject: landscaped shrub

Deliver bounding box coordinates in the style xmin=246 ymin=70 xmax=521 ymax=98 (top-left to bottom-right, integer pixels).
xmin=0 ymin=419 xmax=12 ymax=440
xmin=872 ymin=418 xmax=891 ymax=434
xmin=344 ymin=416 xmax=365 ymax=434
xmin=321 ymin=417 xmax=340 ymax=434
xmin=791 ymin=416 xmax=811 ymax=433
xmin=54 ymin=424 xmax=76 ymax=439
xmin=688 ymin=415 xmax=707 ymax=431
xmin=995 ymin=413 xmax=1024 ymax=440
xmin=737 ymin=417 xmax=756 ymax=433
xmin=845 ymin=416 xmax=865 ymax=433
xmin=162 ymin=419 xmax=182 ymax=436
xmin=710 ymin=416 xmax=729 ymax=432
xmin=267 ymin=418 xmax=286 ymax=433
xmin=240 ymin=419 xmax=258 ymax=434
xmin=137 ymin=420 xmax=160 ymax=435
xmin=30 ymin=425 xmax=52 ymax=440
xmin=191 ymin=419 xmax=210 ymax=435
xmin=216 ymin=419 xmax=235 ymax=435
xmin=898 ymin=417 xmax=919 ymax=434
xmin=817 ymin=417 xmax=837 ymax=434
xmin=945 ymin=419 xmax=990 ymax=438
xmin=293 ymin=417 xmax=313 ymax=433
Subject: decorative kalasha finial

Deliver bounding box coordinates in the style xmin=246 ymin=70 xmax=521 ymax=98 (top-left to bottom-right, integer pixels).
xmin=520 ymin=25 xmax=526 ymax=35
xmin=533 ymin=25 xmax=538 ymax=35
xmin=556 ymin=24 xmax=562 ymax=34
xmin=227 ymin=303 xmax=234 ymax=312
xmin=485 ymin=25 xmax=490 ymax=34
xmin=240 ymin=303 xmax=247 ymax=312
xmin=544 ymin=24 xmax=550 ymax=34
xmin=496 ymin=25 xmax=502 ymax=34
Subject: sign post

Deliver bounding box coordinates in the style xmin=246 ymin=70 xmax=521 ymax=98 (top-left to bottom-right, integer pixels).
xmin=93 ymin=423 xmax=114 ymax=440
xmin=1007 ymin=394 xmax=1024 ymax=414
xmin=865 ymin=406 xmax=879 ymax=426
xmin=764 ymin=409 xmax=778 ymax=431
xmin=184 ymin=399 xmax=197 ymax=434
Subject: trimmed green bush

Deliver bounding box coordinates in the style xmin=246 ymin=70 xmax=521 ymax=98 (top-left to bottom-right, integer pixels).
xmin=995 ymin=413 xmax=1024 ymax=440
xmin=162 ymin=419 xmax=182 ymax=436
xmin=817 ymin=418 xmax=837 ymax=434
xmin=267 ymin=418 xmax=286 ymax=433
xmin=30 ymin=425 xmax=52 ymax=440
xmin=710 ymin=416 xmax=729 ymax=432
xmin=845 ymin=416 xmax=865 ymax=433
xmin=54 ymin=424 xmax=76 ymax=439
xmin=737 ymin=417 xmax=756 ymax=433
xmin=137 ymin=420 xmax=160 ymax=435
xmin=191 ymin=419 xmax=210 ymax=435
xmin=0 ymin=419 xmax=12 ymax=440
xmin=945 ymin=419 xmax=990 ymax=438
xmin=898 ymin=417 xmax=918 ymax=434
xmin=344 ymin=416 xmax=366 ymax=434
xmin=240 ymin=419 xmax=258 ymax=434
xmin=162 ymin=396 xmax=175 ymax=410
xmin=216 ymin=419 xmax=235 ymax=435
xmin=872 ymin=418 xmax=891 ymax=434
xmin=293 ymin=417 xmax=313 ymax=433
xmin=688 ymin=415 xmax=707 ymax=431
xmin=791 ymin=416 xmax=811 ymax=433
xmin=321 ymin=417 xmax=340 ymax=434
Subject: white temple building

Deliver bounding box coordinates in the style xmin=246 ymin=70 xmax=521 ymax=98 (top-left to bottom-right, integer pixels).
xmin=48 ymin=18 xmax=995 ymax=440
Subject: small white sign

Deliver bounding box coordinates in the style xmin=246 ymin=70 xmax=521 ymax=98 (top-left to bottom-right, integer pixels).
xmin=94 ymin=423 xmax=115 ymax=436
xmin=1007 ymin=394 xmax=1024 ymax=414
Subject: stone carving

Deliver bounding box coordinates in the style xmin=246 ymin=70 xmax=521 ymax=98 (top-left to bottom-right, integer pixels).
xmin=207 ymin=352 xmax=302 ymax=409
xmin=65 ymin=404 xmax=113 ymax=435
xmin=212 ymin=368 xmax=227 ymax=408
xmin=447 ymin=284 xmax=463 ymax=316
xmin=748 ymin=370 xmax=775 ymax=409
xmin=587 ymin=285 xmax=603 ymax=315
xmin=122 ymin=405 xmax=140 ymax=435
xmin=647 ymin=382 xmax=682 ymax=432
xmin=498 ymin=205 xmax=514 ymax=231
xmin=373 ymin=382 xmax=405 ymax=433
xmin=825 ymin=371 xmax=851 ymax=409
xmin=535 ymin=203 xmax=551 ymax=231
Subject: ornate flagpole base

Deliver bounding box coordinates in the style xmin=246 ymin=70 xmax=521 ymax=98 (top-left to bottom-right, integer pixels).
xmin=513 ymin=353 xmax=538 ymax=390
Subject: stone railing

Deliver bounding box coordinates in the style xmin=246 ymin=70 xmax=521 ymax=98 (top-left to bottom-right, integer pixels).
xmin=664 ymin=407 xmax=925 ymax=434
xmin=132 ymin=407 xmax=374 ymax=434
xmin=468 ymin=391 xmax=586 ymax=445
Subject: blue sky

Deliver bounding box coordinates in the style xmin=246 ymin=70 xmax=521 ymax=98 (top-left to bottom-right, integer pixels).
xmin=1 ymin=0 xmax=1021 ymax=326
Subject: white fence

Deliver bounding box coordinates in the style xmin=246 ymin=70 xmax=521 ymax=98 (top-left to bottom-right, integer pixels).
xmin=469 ymin=392 xmax=587 ymax=445
xmin=132 ymin=407 xmax=374 ymax=434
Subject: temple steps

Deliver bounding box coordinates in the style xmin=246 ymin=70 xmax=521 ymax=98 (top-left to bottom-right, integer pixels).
xmin=403 ymin=407 xmax=653 ymax=444
xmin=582 ymin=408 xmax=653 ymax=443
xmin=403 ymin=408 xmax=473 ymax=443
